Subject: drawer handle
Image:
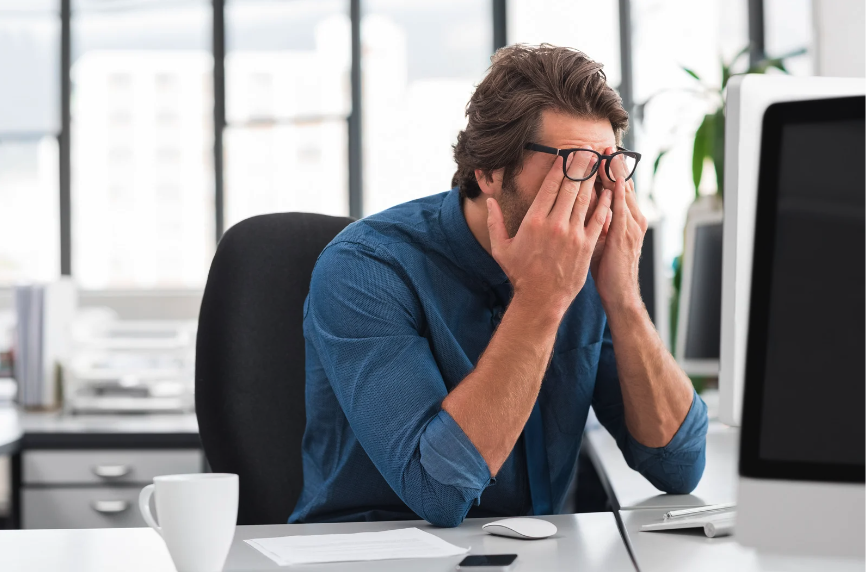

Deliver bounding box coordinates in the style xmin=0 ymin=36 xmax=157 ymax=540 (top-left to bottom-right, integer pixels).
xmin=91 ymin=500 xmax=130 ymax=514
xmin=92 ymin=465 xmax=131 ymax=479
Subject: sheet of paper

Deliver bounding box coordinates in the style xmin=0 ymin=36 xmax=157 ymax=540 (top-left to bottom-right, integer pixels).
xmin=245 ymin=527 xmax=470 ymax=566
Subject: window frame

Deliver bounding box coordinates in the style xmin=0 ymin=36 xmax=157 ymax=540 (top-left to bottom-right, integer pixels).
xmin=42 ymin=0 xmax=766 ymax=285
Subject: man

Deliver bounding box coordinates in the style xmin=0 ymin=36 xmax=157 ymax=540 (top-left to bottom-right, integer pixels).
xmin=289 ymin=44 xmax=708 ymax=527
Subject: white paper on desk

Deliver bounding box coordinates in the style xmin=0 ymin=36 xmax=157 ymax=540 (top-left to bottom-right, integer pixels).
xmin=245 ymin=527 xmax=470 ymax=566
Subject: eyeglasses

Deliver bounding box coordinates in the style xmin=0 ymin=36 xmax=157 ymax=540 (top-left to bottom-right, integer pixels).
xmin=524 ymin=142 xmax=642 ymax=183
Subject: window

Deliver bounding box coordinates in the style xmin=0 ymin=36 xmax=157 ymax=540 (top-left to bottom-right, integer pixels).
xmin=5 ymin=0 xmax=797 ymax=295
xmin=361 ymin=0 xmax=492 ymax=216
xmin=630 ymin=0 xmax=749 ymax=265
xmin=0 ymin=1 xmax=60 ymax=284
xmin=507 ymin=0 xmax=621 ymax=88
xmin=765 ymin=0 xmax=813 ymax=75
xmin=71 ymin=0 xmax=214 ymax=289
xmin=0 ymin=138 xmax=60 ymax=283
xmin=224 ymin=0 xmax=350 ymax=229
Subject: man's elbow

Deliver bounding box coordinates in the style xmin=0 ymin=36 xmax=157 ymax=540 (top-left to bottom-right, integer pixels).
xmin=415 ymin=493 xmax=474 ymax=528
xmin=424 ymin=510 xmax=466 ymax=529
xmin=658 ymin=456 xmax=706 ymax=494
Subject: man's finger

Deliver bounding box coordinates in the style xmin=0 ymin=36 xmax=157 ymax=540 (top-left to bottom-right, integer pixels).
xmin=486 ymin=198 xmax=510 ymax=252
xmin=622 ymin=180 xmax=648 ymax=231
xmin=608 ymin=178 xmax=629 ymax=237
xmin=551 ymin=152 xmax=595 ymax=222
xmin=586 ymin=188 xmax=613 ymax=240
xmin=599 ymin=145 xmax=617 ymax=189
xmin=609 ymin=152 xmax=631 ymax=182
xmin=571 ymin=160 xmax=599 ymax=226
xmin=585 ymin=186 xmax=599 ymax=227
xmin=526 ymin=155 xmax=565 ymax=219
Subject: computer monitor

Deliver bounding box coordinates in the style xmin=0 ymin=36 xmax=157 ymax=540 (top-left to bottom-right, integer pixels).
xmin=675 ymin=205 xmax=723 ymax=376
xmin=638 ymin=217 xmax=670 ymax=349
xmin=735 ymin=94 xmax=865 ymax=557
xmin=718 ymin=75 xmax=866 ymax=427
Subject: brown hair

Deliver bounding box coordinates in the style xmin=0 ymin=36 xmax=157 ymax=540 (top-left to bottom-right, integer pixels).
xmin=452 ymin=44 xmax=629 ymax=200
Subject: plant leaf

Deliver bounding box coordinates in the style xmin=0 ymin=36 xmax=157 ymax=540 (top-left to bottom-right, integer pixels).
xmin=712 ymin=109 xmax=725 ymax=197
xmin=775 ymin=46 xmax=807 ymax=60
xmin=682 ymin=66 xmax=702 ymax=82
xmin=730 ymin=44 xmax=752 ymax=68
xmin=722 ymin=45 xmax=753 ymax=88
xmin=652 ymin=149 xmax=668 ymax=176
xmin=747 ymin=57 xmax=790 ymax=75
xmin=692 ymin=115 xmax=711 ymax=197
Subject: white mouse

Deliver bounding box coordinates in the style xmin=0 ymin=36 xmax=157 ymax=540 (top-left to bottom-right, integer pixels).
xmin=482 ymin=517 xmax=557 ymax=540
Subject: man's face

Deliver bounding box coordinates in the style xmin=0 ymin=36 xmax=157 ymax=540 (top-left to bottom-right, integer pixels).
xmin=496 ymin=110 xmax=617 ymax=237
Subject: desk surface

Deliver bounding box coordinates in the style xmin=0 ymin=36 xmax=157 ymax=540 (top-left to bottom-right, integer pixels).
xmin=0 ymin=406 xmax=199 ymax=453
xmin=585 ymin=421 xmax=739 ymax=510
xmin=619 ymin=508 xmax=864 ymax=572
xmin=0 ymin=513 xmax=635 ymax=572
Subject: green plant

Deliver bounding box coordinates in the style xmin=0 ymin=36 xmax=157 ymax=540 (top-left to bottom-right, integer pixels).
xmin=637 ymin=45 xmax=805 ymax=355
xmin=640 ymin=46 xmax=806 ymax=201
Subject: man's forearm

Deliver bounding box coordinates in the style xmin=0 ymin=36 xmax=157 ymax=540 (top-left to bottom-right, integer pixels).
xmin=442 ymin=293 xmax=562 ymax=476
xmin=605 ymin=302 xmax=694 ymax=447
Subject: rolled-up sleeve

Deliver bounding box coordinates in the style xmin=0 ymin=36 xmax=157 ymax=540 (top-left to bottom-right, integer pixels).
xmin=591 ymin=323 xmax=709 ymax=494
xmin=305 ymin=241 xmax=492 ymax=527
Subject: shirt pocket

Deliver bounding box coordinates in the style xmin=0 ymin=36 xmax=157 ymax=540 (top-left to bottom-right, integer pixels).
xmin=544 ymin=341 xmax=603 ymax=435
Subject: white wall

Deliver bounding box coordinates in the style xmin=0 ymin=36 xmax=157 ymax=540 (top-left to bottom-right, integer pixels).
xmin=814 ymin=0 xmax=866 ymax=77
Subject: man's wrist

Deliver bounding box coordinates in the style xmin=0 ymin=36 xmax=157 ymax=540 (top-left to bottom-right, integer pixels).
xmin=508 ymin=291 xmax=568 ymax=332
xmin=602 ymin=295 xmax=648 ymax=329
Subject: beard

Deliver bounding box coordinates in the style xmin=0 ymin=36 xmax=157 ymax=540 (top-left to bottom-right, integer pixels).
xmin=498 ymin=172 xmax=535 ymax=238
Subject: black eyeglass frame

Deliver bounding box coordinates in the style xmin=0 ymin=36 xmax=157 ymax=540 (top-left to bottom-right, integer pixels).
xmin=524 ymin=142 xmax=642 ymax=182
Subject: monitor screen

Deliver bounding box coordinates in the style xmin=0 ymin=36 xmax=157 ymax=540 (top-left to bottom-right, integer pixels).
xmin=684 ymin=221 xmax=723 ymax=360
xmin=740 ymin=96 xmax=865 ymax=482
xmin=639 ymin=226 xmax=657 ymax=326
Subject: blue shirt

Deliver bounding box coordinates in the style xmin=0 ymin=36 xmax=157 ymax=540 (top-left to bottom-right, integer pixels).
xmin=289 ymin=187 xmax=708 ymax=527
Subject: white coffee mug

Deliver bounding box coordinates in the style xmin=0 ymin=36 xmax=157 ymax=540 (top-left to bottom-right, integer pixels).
xmin=139 ymin=473 xmax=239 ymax=572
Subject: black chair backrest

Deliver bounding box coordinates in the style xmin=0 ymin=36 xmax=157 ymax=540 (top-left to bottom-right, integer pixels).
xmin=195 ymin=212 xmax=353 ymax=525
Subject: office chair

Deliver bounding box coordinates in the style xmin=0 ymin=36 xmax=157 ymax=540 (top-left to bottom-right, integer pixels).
xmin=195 ymin=212 xmax=354 ymax=525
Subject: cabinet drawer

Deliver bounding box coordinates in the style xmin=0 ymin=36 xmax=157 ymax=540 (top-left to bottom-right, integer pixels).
xmin=23 ymin=449 xmax=203 ymax=485
xmin=23 ymin=487 xmax=150 ymax=529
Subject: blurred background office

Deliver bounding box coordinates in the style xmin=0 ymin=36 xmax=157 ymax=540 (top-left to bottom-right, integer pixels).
xmin=0 ymin=0 xmax=862 ymax=530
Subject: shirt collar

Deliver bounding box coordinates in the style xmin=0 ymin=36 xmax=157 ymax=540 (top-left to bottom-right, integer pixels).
xmin=439 ymin=187 xmax=509 ymax=289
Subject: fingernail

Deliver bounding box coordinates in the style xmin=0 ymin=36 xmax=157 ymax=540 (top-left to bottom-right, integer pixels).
xmin=486 ymin=198 xmax=492 ymax=211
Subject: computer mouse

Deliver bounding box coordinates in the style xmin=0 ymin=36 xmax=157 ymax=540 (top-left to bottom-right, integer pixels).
xmin=482 ymin=517 xmax=557 ymax=540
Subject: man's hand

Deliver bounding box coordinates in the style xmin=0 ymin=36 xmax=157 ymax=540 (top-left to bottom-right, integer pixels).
xmin=445 ymin=152 xmax=612 ymax=477
xmin=586 ymin=148 xmax=694 ymax=449
xmin=590 ymin=147 xmax=648 ymax=313
xmin=486 ymin=152 xmax=613 ymax=318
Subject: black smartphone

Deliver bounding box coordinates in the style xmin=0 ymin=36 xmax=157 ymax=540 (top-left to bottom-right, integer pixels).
xmin=456 ymin=554 xmax=518 ymax=571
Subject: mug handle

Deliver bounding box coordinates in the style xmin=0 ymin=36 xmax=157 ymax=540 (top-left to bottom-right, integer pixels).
xmin=138 ymin=484 xmax=162 ymax=537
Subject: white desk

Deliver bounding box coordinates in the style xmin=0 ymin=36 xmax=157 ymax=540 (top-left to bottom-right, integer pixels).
xmin=619 ymin=508 xmax=864 ymax=572
xmin=1 ymin=406 xmax=201 ymax=529
xmin=0 ymin=513 xmax=636 ymax=572
xmin=585 ymin=421 xmax=739 ymax=510
xmin=588 ymin=420 xmax=865 ymax=571
xmin=0 ymin=406 xmax=199 ymax=453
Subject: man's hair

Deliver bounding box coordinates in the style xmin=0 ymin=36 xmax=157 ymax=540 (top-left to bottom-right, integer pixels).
xmin=452 ymin=44 xmax=629 ymax=200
